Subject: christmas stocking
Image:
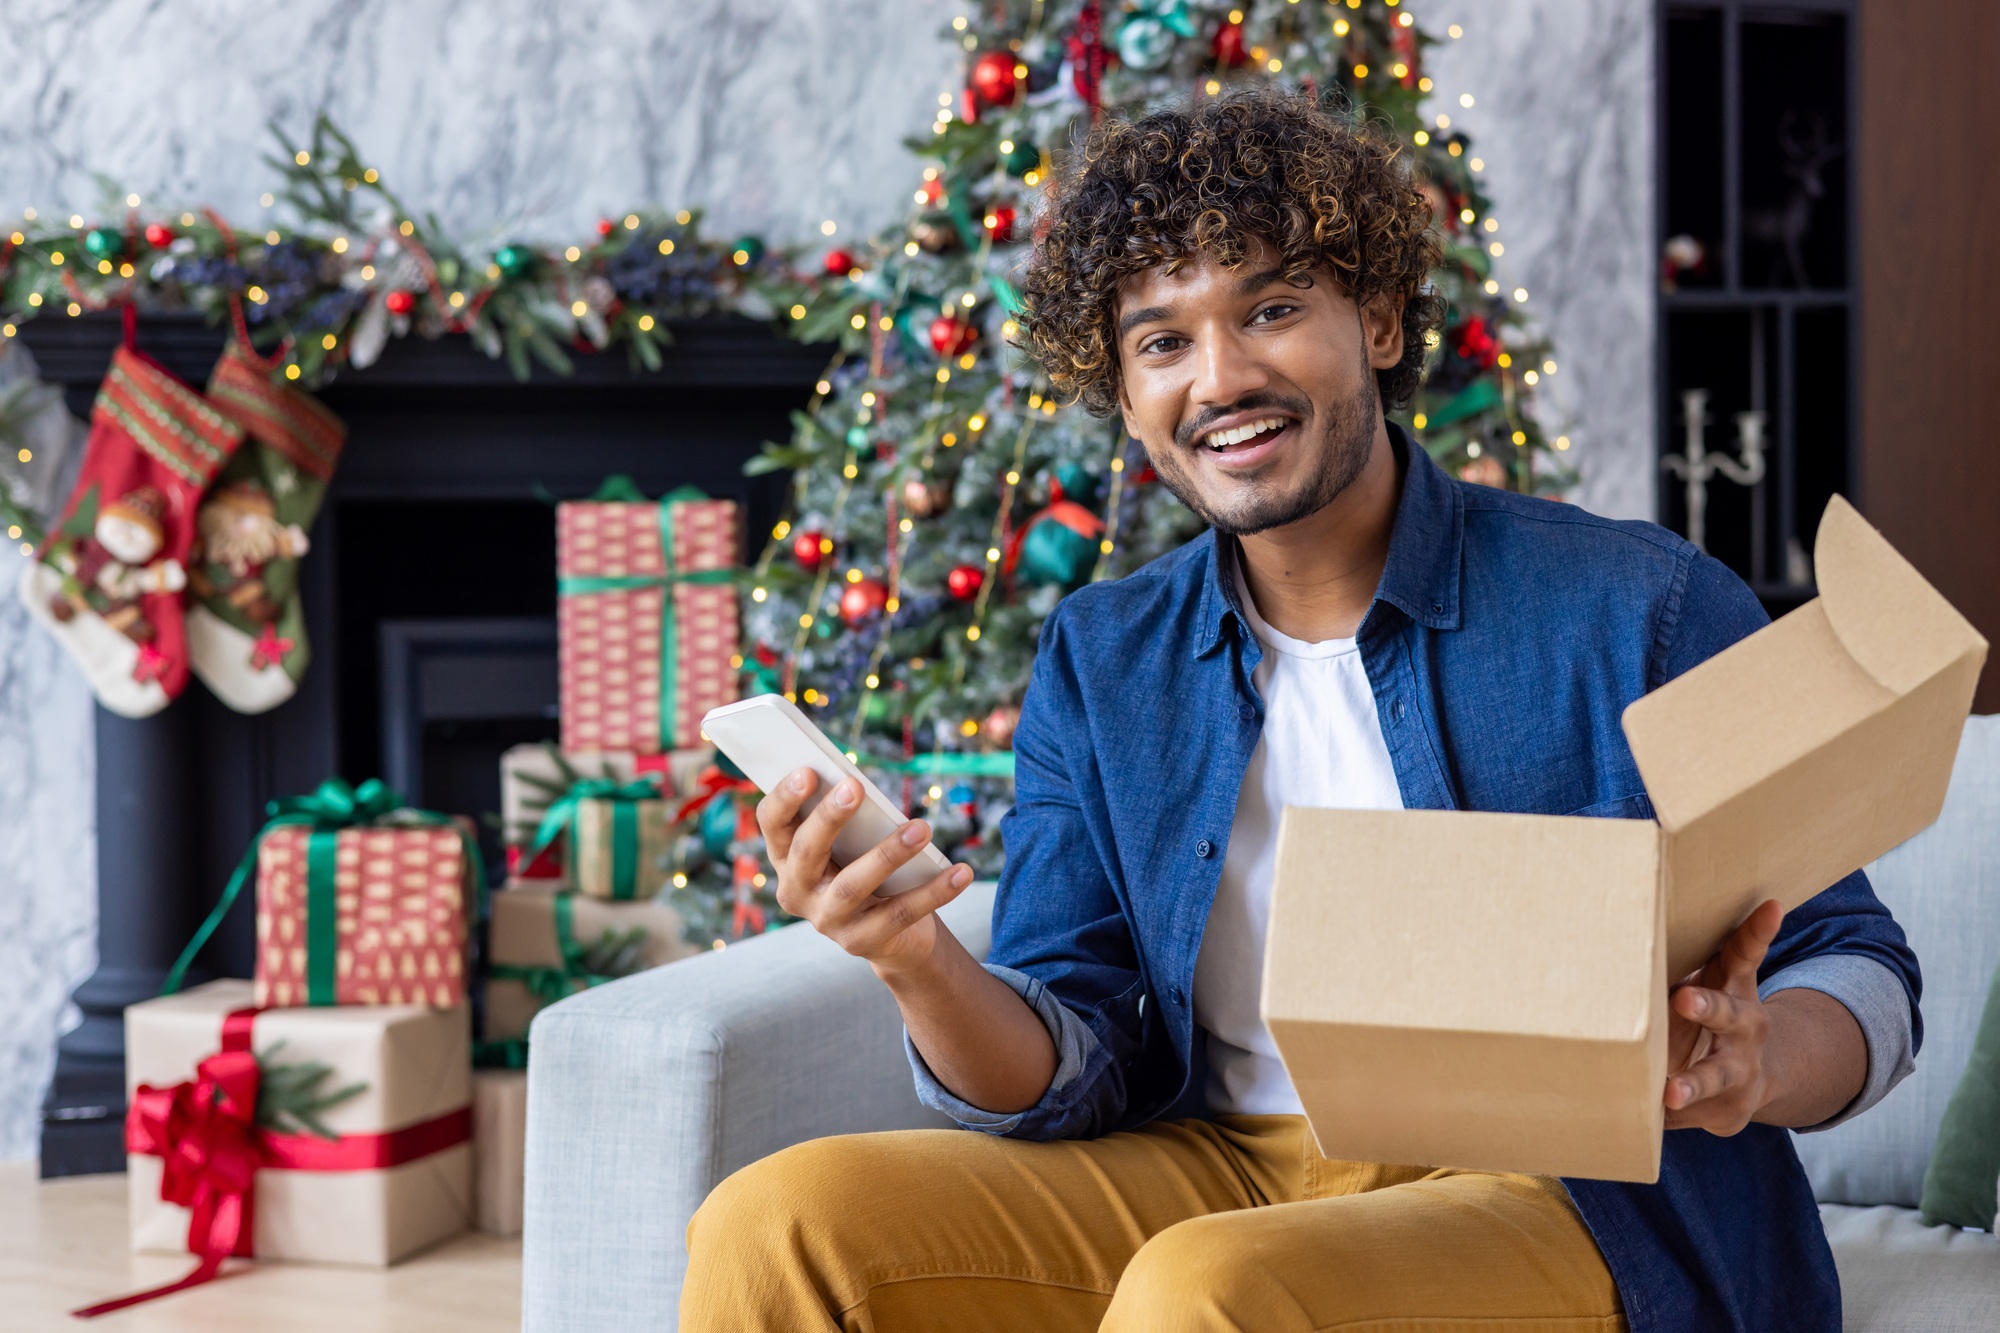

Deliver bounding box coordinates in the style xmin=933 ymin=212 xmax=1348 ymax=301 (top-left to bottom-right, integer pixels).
xmin=17 ymin=339 xmax=244 ymax=716
xmin=187 ymin=339 xmax=345 ymax=713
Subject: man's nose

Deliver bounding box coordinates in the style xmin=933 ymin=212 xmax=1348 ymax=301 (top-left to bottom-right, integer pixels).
xmin=1189 ymin=328 xmax=1270 ymax=409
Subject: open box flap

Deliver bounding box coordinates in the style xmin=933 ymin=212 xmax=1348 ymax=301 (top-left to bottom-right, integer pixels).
xmin=1622 ymin=496 xmax=1986 ymax=975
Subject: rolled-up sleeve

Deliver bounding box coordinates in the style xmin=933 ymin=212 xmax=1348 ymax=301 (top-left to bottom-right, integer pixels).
xmin=905 ymin=964 xmax=1104 ymax=1134
xmin=1761 ymin=952 xmax=1917 ymax=1132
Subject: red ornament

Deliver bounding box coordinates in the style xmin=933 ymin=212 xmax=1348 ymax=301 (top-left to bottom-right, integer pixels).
xmin=917 ymin=178 xmax=945 ymax=207
xmin=839 ymin=577 xmax=889 ymax=627
xmin=792 ymin=528 xmax=828 ymax=570
xmin=1451 ymin=316 xmax=1499 ymax=369
xmin=142 ymin=222 xmax=176 ymax=249
xmin=969 ymin=51 xmax=1021 ymax=108
xmin=384 ymin=289 xmax=416 ymax=316
xmin=981 ymin=704 xmax=1020 ymax=749
xmin=928 ymin=314 xmax=977 ymax=358
xmin=981 ymin=205 xmax=1017 ymax=244
xmin=1212 ymin=20 xmax=1249 ymax=68
xmin=823 ymin=248 xmax=857 ymax=276
xmin=596 ymin=218 xmax=615 ymax=237
xmin=946 ymin=564 xmax=984 ymax=601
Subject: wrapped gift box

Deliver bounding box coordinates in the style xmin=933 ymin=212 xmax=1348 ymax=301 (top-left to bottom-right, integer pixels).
xmin=255 ymin=820 xmax=473 ymax=1008
xmin=500 ymin=743 xmax=714 ymax=881
xmin=485 ymin=882 xmax=698 ymax=1040
xmin=558 ymin=487 xmax=739 ymax=755
xmin=473 ymin=1069 xmax=526 ymax=1237
xmin=126 ymin=979 xmax=472 ymax=1267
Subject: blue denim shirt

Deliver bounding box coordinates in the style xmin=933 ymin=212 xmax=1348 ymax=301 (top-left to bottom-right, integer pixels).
xmin=910 ymin=427 xmax=1921 ymax=1332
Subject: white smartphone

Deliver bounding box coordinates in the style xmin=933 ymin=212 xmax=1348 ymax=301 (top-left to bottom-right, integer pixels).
xmin=701 ymin=693 xmax=954 ymax=897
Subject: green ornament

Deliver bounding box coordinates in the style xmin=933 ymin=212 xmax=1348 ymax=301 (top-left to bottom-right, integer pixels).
xmin=493 ymin=244 xmax=535 ymax=280
xmin=731 ymin=235 xmax=766 ymax=266
xmin=83 ymin=227 xmax=123 ymax=260
xmin=699 ymin=793 xmax=737 ymax=859
xmin=1003 ymin=139 xmax=1041 ymax=177
xmin=846 ymin=425 xmax=869 ymax=449
xmin=1019 ymin=516 xmax=1099 ymax=588
xmin=813 ymin=616 xmax=839 ymax=639
xmin=1054 ymin=460 xmax=1100 ymax=507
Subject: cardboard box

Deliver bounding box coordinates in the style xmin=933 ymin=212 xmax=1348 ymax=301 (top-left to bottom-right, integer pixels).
xmin=1263 ymin=497 xmax=1987 ymax=1183
xmin=127 ymin=979 xmax=472 ymax=1267
xmin=484 ymin=882 xmax=698 ymax=1040
xmin=472 ymin=1069 xmax=526 ymax=1237
xmin=500 ymin=742 xmax=713 ymax=880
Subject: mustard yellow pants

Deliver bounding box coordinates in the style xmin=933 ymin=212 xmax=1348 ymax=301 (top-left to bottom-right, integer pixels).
xmin=682 ymin=1114 xmax=1625 ymax=1332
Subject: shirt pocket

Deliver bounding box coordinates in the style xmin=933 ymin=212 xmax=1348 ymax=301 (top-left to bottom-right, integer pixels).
xmin=1565 ymin=792 xmax=1657 ymax=821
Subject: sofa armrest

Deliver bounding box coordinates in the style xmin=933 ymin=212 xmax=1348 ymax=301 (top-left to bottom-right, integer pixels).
xmin=521 ymin=881 xmax=996 ymax=1333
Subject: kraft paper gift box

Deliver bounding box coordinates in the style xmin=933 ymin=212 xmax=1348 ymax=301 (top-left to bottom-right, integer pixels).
xmin=557 ymin=482 xmax=740 ymax=755
xmin=126 ymin=979 xmax=472 ymax=1268
xmin=473 ymin=1069 xmax=527 ymax=1237
xmin=1263 ymin=497 xmax=1988 ymax=1184
xmin=484 ymin=881 xmax=697 ymax=1041
xmin=499 ymin=742 xmax=712 ymax=880
xmin=255 ymin=819 xmax=474 ymax=1008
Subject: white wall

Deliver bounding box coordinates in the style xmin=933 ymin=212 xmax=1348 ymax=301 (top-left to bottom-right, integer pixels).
xmin=0 ymin=0 xmax=1655 ymax=1157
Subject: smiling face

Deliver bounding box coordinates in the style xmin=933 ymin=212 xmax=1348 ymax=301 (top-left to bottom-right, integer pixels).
xmin=1114 ymin=239 xmax=1406 ymax=536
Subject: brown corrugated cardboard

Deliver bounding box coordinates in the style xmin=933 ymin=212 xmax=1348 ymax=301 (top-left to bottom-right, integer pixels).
xmin=126 ymin=979 xmax=472 ymax=1266
xmin=1263 ymin=498 xmax=1986 ymax=1183
xmin=472 ymin=1069 xmax=527 ymax=1237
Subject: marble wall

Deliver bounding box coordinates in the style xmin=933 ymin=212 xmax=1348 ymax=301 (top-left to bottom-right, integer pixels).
xmin=0 ymin=0 xmax=1657 ymax=1158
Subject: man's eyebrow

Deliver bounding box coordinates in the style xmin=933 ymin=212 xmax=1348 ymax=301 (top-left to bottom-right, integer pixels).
xmin=1116 ymin=305 xmax=1173 ymax=337
xmin=1233 ymin=266 xmax=1289 ymax=296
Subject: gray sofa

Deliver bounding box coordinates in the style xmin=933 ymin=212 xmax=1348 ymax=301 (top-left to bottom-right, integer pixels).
xmin=523 ymin=716 xmax=2000 ymax=1331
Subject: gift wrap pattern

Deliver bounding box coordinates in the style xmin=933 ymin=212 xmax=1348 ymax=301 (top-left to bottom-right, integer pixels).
xmin=558 ymin=494 xmax=739 ymax=753
xmin=255 ymin=824 xmax=470 ymax=1008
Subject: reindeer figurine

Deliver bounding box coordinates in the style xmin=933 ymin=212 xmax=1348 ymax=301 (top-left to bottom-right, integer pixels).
xmin=1744 ymin=111 xmax=1843 ymax=289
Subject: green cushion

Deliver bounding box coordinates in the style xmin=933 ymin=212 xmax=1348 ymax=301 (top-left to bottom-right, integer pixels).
xmin=1921 ymin=955 xmax=2000 ymax=1230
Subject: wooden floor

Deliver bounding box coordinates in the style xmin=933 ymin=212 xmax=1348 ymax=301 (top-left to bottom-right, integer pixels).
xmin=0 ymin=1162 xmax=520 ymax=1331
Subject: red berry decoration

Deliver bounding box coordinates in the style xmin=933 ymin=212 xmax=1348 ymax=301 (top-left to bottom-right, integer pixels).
xmin=928 ymin=314 xmax=977 ymax=358
xmin=1451 ymin=316 xmax=1499 ymax=369
xmin=982 ymin=206 xmax=1017 ymax=244
xmin=142 ymin=222 xmax=175 ymax=249
xmin=1212 ymin=20 xmax=1249 ymax=68
xmin=792 ymin=528 xmax=828 ymax=570
xmin=969 ymin=51 xmax=1021 ymax=108
xmin=839 ymin=577 xmax=889 ymax=627
xmin=596 ymin=218 xmax=615 ymax=237
xmin=823 ymin=248 xmax=857 ymax=276
xmin=384 ymin=289 xmax=416 ymax=316
xmin=946 ymin=564 xmax=984 ymax=601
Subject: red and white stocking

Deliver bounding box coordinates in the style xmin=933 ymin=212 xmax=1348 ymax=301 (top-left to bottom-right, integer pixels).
xmin=17 ymin=340 xmax=244 ymax=716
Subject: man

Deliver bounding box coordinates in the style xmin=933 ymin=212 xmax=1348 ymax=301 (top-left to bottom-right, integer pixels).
xmin=683 ymin=90 xmax=1917 ymax=1332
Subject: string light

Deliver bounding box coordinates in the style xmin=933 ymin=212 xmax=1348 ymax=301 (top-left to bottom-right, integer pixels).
xmin=1489 ymin=242 xmax=1504 ymax=256
xmin=1513 ymin=287 xmax=1529 ymax=302
xmin=637 ymin=314 xmax=655 ymax=331
xmin=294 ymin=150 xmax=311 ymax=166
xmin=1470 ymin=157 xmax=1485 ymax=172
xmin=1333 ymin=19 xmax=1349 ymax=36
xmin=565 ymin=245 xmax=582 ymax=261
xmin=1413 ymin=413 xmax=1428 ymax=429
xmin=1413 ymin=130 xmax=1430 ymax=146
xmin=658 ymin=238 xmax=675 ymax=255
xmin=1555 ymin=436 xmax=1572 ymax=451
xmin=1448 ymin=24 xmax=1464 ymax=39
xmin=1459 ymin=94 xmax=1475 ymax=108
xmin=820 ymin=220 xmax=837 ymax=236
xmin=1523 ymin=370 xmax=1540 ymax=385
xmin=1543 ymin=360 xmax=1558 ymax=375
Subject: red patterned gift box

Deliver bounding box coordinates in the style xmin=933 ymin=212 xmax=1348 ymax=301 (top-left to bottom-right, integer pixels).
xmin=255 ymin=821 xmax=472 ymax=1009
xmin=558 ymin=480 xmax=739 ymax=754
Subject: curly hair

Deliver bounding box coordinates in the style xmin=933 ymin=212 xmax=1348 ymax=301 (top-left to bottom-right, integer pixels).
xmin=1018 ymin=87 xmax=1445 ymax=417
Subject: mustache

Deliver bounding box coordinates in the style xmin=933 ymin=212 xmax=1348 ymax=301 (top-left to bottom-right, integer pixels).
xmin=1173 ymin=392 xmax=1314 ymax=449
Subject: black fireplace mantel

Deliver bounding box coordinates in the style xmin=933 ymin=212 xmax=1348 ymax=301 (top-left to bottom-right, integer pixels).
xmin=31 ymin=312 xmax=825 ymax=1175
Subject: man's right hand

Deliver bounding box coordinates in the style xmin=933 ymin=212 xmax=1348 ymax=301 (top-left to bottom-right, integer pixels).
xmin=759 ymin=767 xmax=974 ymax=978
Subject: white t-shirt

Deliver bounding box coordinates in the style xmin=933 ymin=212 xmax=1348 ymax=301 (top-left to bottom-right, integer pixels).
xmin=1191 ymin=559 xmax=1405 ymax=1116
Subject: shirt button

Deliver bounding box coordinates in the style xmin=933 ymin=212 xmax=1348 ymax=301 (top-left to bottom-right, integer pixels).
xmin=1239 ymin=703 xmax=1256 ymax=723
xmin=1195 ymin=838 xmax=1214 ymax=858
xmin=1392 ymin=699 xmax=1406 ymax=722
xmin=1170 ymin=985 xmax=1185 ymax=1006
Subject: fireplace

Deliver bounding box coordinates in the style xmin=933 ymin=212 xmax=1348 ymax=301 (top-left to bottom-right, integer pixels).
xmin=29 ymin=312 xmax=822 ymax=1174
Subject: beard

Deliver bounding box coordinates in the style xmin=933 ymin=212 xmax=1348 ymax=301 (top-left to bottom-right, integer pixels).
xmin=1146 ymin=354 xmax=1380 ymax=538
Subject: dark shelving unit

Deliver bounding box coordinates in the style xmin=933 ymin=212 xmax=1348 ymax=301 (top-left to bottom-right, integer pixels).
xmin=1657 ymin=0 xmax=1855 ymax=611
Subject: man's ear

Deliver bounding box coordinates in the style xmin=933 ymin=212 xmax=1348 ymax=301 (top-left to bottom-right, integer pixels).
xmin=1116 ymin=376 xmax=1141 ymax=445
xmin=1361 ymin=294 xmax=1406 ymax=371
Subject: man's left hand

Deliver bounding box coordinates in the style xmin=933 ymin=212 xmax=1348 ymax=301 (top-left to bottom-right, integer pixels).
xmin=1663 ymin=899 xmax=1785 ymax=1134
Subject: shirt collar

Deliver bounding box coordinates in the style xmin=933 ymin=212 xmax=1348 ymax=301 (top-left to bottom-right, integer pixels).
xmin=1193 ymin=421 xmax=1464 ymax=659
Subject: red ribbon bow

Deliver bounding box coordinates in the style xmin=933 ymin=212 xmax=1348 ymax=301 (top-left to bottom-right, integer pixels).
xmin=673 ymin=766 xmax=758 ymax=825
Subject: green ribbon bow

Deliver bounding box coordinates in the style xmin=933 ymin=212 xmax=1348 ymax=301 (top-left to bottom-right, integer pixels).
xmin=557 ymin=477 xmax=735 ymax=751
xmin=527 ymin=775 xmax=662 ymax=901
xmin=163 ymin=777 xmax=486 ymax=1004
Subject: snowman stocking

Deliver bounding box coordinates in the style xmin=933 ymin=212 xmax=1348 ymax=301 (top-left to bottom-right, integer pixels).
xmin=17 ymin=340 xmax=244 ymax=716
xmin=187 ymin=338 xmax=345 ymax=713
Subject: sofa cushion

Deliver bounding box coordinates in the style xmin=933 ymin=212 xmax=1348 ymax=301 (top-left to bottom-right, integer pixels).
xmin=1820 ymin=1204 xmax=2000 ymax=1331
xmin=1920 ymin=952 xmax=2000 ymax=1229
xmin=1794 ymin=715 xmax=2000 ymax=1208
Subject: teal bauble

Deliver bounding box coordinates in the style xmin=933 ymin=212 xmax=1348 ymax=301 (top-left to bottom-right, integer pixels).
xmin=1019 ymin=516 xmax=1099 ymax=588
xmin=731 ymin=235 xmax=767 ymax=266
xmin=699 ymin=793 xmax=737 ymax=859
xmin=83 ymin=227 xmax=124 ymax=260
xmin=1116 ymin=16 xmax=1176 ymax=72
xmin=846 ymin=425 xmax=869 ymax=449
xmin=1054 ymin=460 xmax=1100 ymax=507
xmin=493 ymin=244 xmax=535 ymax=280
xmin=1003 ymin=139 xmax=1041 ymax=177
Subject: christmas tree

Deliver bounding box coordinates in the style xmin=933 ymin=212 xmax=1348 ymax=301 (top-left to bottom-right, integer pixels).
xmin=672 ymin=0 xmax=1561 ymax=943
